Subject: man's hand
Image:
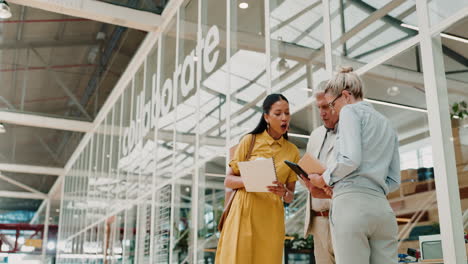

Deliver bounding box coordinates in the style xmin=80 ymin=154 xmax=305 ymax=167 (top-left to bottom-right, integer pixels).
xmin=309 ymin=186 xmax=332 ymax=199
xmin=322 ymin=186 xmax=333 ymax=197
xmin=308 ymin=173 xmax=326 ymax=188
xmin=301 ymin=176 xmax=332 ymax=198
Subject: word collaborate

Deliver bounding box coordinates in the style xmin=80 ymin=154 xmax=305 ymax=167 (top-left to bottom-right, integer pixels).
xmin=120 ymin=25 xmax=221 ymax=162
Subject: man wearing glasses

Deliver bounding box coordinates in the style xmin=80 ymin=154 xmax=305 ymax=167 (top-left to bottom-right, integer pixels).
xmin=303 ymin=87 xmax=339 ymax=264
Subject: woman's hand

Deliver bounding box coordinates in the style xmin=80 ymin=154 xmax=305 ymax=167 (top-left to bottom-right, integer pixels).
xmin=268 ymin=181 xmax=296 ymax=203
xmin=267 ymin=180 xmax=288 ymax=197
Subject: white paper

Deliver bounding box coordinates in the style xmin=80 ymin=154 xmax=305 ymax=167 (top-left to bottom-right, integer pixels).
xmin=238 ymin=158 xmax=277 ymax=192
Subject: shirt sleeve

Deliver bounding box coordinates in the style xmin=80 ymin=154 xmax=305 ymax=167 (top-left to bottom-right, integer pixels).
xmin=322 ymin=106 xmax=362 ymax=186
xmin=386 ymin=135 xmax=401 ymax=193
xmin=229 ymin=134 xmax=253 ymax=175
xmin=286 ymin=146 xmax=300 ymax=183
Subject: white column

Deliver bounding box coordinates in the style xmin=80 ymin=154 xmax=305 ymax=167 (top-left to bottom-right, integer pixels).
xmin=264 ymin=0 xmax=272 ymax=94
xmin=322 ymin=0 xmax=333 ymax=78
xmin=42 ymin=199 xmax=51 ymax=263
xmin=416 ymin=0 xmax=466 ymax=263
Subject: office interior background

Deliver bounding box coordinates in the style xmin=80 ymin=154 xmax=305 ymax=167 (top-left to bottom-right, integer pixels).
xmin=0 ymin=0 xmax=466 ymax=263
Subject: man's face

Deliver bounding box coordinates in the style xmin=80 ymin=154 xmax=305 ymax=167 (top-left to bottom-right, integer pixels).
xmin=316 ymin=94 xmax=339 ymax=129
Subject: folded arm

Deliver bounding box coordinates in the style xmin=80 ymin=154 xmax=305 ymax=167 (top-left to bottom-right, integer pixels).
xmin=224 ymin=167 xmax=244 ymax=189
xmin=386 ymin=136 xmax=401 ymax=193
xmin=322 ymin=106 xmax=362 ymax=186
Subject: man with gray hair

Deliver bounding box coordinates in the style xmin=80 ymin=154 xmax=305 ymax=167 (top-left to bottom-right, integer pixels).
xmin=303 ymin=85 xmax=339 ymax=264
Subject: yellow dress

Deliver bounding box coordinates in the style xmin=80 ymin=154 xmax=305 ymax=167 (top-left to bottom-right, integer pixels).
xmin=215 ymin=130 xmax=300 ymax=264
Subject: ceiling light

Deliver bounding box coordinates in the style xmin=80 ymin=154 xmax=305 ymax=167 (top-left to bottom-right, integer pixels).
xmin=387 ymin=86 xmax=400 ymax=96
xmin=288 ymin=133 xmax=310 ymax=139
xmin=364 ymin=98 xmax=427 ymax=113
xmin=47 ymin=242 xmax=56 ymax=250
xmin=239 ymin=2 xmax=248 ymax=9
xmin=440 ymin=32 xmax=468 ymax=44
xmin=0 ymin=0 xmax=11 ymax=19
xmin=396 ymin=217 xmax=412 ymax=223
xmin=401 ymin=23 xmax=468 ymax=44
xmin=0 ymin=123 xmax=5 ymax=133
xmin=276 ymin=57 xmax=290 ymax=72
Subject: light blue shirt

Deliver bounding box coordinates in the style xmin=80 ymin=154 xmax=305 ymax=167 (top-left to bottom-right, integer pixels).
xmin=322 ymin=101 xmax=401 ymax=195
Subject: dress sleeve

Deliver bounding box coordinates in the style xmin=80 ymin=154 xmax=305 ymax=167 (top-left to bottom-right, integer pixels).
xmin=286 ymin=145 xmax=300 ymax=183
xmin=229 ymin=134 xmax=253 ymax=175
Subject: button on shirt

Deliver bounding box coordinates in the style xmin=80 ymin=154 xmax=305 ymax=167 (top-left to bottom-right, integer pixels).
xmin=322 ymin=101 xmax=401 ymax=195
xmin=310 ymin=129 xmax=336 ymax=212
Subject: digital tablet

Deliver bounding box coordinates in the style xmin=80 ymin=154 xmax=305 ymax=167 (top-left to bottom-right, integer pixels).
xmin=284 ymin=160 xmax=309 ymax=181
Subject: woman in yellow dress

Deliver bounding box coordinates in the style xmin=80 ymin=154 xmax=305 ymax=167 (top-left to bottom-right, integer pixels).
xmin=215 ymin=93 xmax=300 ymax=264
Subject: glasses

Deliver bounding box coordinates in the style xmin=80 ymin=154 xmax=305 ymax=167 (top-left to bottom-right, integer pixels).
xmin=327 ymin=93 xmax=342 ymax=110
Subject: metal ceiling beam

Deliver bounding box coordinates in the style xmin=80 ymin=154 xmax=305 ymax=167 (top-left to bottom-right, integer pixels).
xmin=0 ymin=163 xmax=64 ymax=176
xmin=0 ymin=39 xmax=100 ymax=50
xmin=346 ymin=4 xmax=416 ymax=55
xmin=0 ymin=110 xmax=93 ymax=133
xmin=8 ymin=0 xmax=162 ymax=32
xmin=0 ymin=173 xmax=47 ymax=198
xmin=270 ymin=0 xmax=321 ymax=33
xmin=31 ymin=48 xmax=93 ymax=120
xmin=0 ymin=191 xmax=45 ymax=200
xmin=349 ymin=0 xmax=468 ymax=68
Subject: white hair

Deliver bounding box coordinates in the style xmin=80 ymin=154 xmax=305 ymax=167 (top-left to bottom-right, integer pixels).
xmin=324 ymin=66 xmax=364 ymax=99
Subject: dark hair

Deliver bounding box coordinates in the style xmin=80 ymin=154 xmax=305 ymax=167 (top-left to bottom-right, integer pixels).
xmin=249 ymin=93 xmax=289 ymax=139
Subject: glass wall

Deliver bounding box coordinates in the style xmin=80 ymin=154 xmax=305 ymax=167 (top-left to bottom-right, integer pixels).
xmin=56 ymin=0 xmax=468 ymax=263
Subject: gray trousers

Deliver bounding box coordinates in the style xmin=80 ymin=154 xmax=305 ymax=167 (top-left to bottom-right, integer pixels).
xmin=330 ymin=191 xmax=398 ymax=264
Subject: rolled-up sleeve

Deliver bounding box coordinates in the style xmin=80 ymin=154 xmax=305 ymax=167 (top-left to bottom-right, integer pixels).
xmin=229 ymin=134 xmax=252 ymax=175
xmin=323 ymin=106 xmax=362 ymax=186
xmin=386 ymin=135 xmax=401 ymax=193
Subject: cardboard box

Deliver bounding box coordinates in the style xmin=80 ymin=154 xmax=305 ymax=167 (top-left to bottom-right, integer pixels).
xmin=387 ymin=189 xmax=401 ymax=200
xmin=401 ymin=181 xmax=417 ymax=196
xmin=401 ymin=169 xmax=418 ymax=182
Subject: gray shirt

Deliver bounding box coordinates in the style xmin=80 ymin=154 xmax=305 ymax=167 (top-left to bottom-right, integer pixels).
xmin=322 ymin=101 xmax=401 ymax=195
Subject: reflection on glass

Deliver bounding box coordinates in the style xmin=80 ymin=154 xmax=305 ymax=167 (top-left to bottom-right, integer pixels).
xmin=331 ymin=0 xmax=418 ymax=65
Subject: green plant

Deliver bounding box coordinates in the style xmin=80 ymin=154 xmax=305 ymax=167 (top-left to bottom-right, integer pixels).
xmin=284 ymin=233 xmax=313 ymax=250
xmin=450 ymin=100 xmax=468 ymax=119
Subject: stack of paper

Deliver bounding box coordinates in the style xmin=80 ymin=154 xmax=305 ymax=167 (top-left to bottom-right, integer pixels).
xmin=238 ymin=158 xmax=277 ymax=192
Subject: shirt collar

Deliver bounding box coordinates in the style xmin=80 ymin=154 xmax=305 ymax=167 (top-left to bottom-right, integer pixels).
xmin=325 ymin=125 xmax=337 ymax=134
xmin=260 ymin=130 xmax=285 ymax=146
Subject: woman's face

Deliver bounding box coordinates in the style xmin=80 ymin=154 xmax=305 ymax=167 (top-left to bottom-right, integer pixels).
xmin=324 ymin=90 xmax=351 ymax=115
xmin=264 ymin=99 xmax=290 ymax=137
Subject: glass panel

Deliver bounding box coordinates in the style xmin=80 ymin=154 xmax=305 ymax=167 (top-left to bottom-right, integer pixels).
xmin=135 ymin=196 xmax=152 ymax=263
xmin=87 ymin=134 xmax=100 ymax=228
xmin=431 ymin=15 xmax=468 ymax=261
xmin=123 ymin=205 xmax=137 ymax=263
xmin=108 ymin=98 xmax=122 ymax=213
xmin=361 ymin=43 xmax=445 ymax=260
xmin=228 ymin=0 xmax=267 ymax=143
xmin=172 ymin=175 xmax=193 ymax=263
xmin=156 ymin=15 xmax=176 ymax=197
xmin=331 ymin=0 xmax=418 ymax=66
xmin=269 ymin=0 xmax=326 ymax=137
xmin=429 ymin=0 xmax=468 ymax=26
xmin=196 ymin=0 xmax=227 ymax=262
xmin=119 ymin=82 xmax=133 ymax=206
xmin=153 ymin=184 xmax=171 ymax=263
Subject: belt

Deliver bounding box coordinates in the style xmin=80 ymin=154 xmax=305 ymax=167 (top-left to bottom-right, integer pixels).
xmin=312 ymin=210 xmax=329 ymax=217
